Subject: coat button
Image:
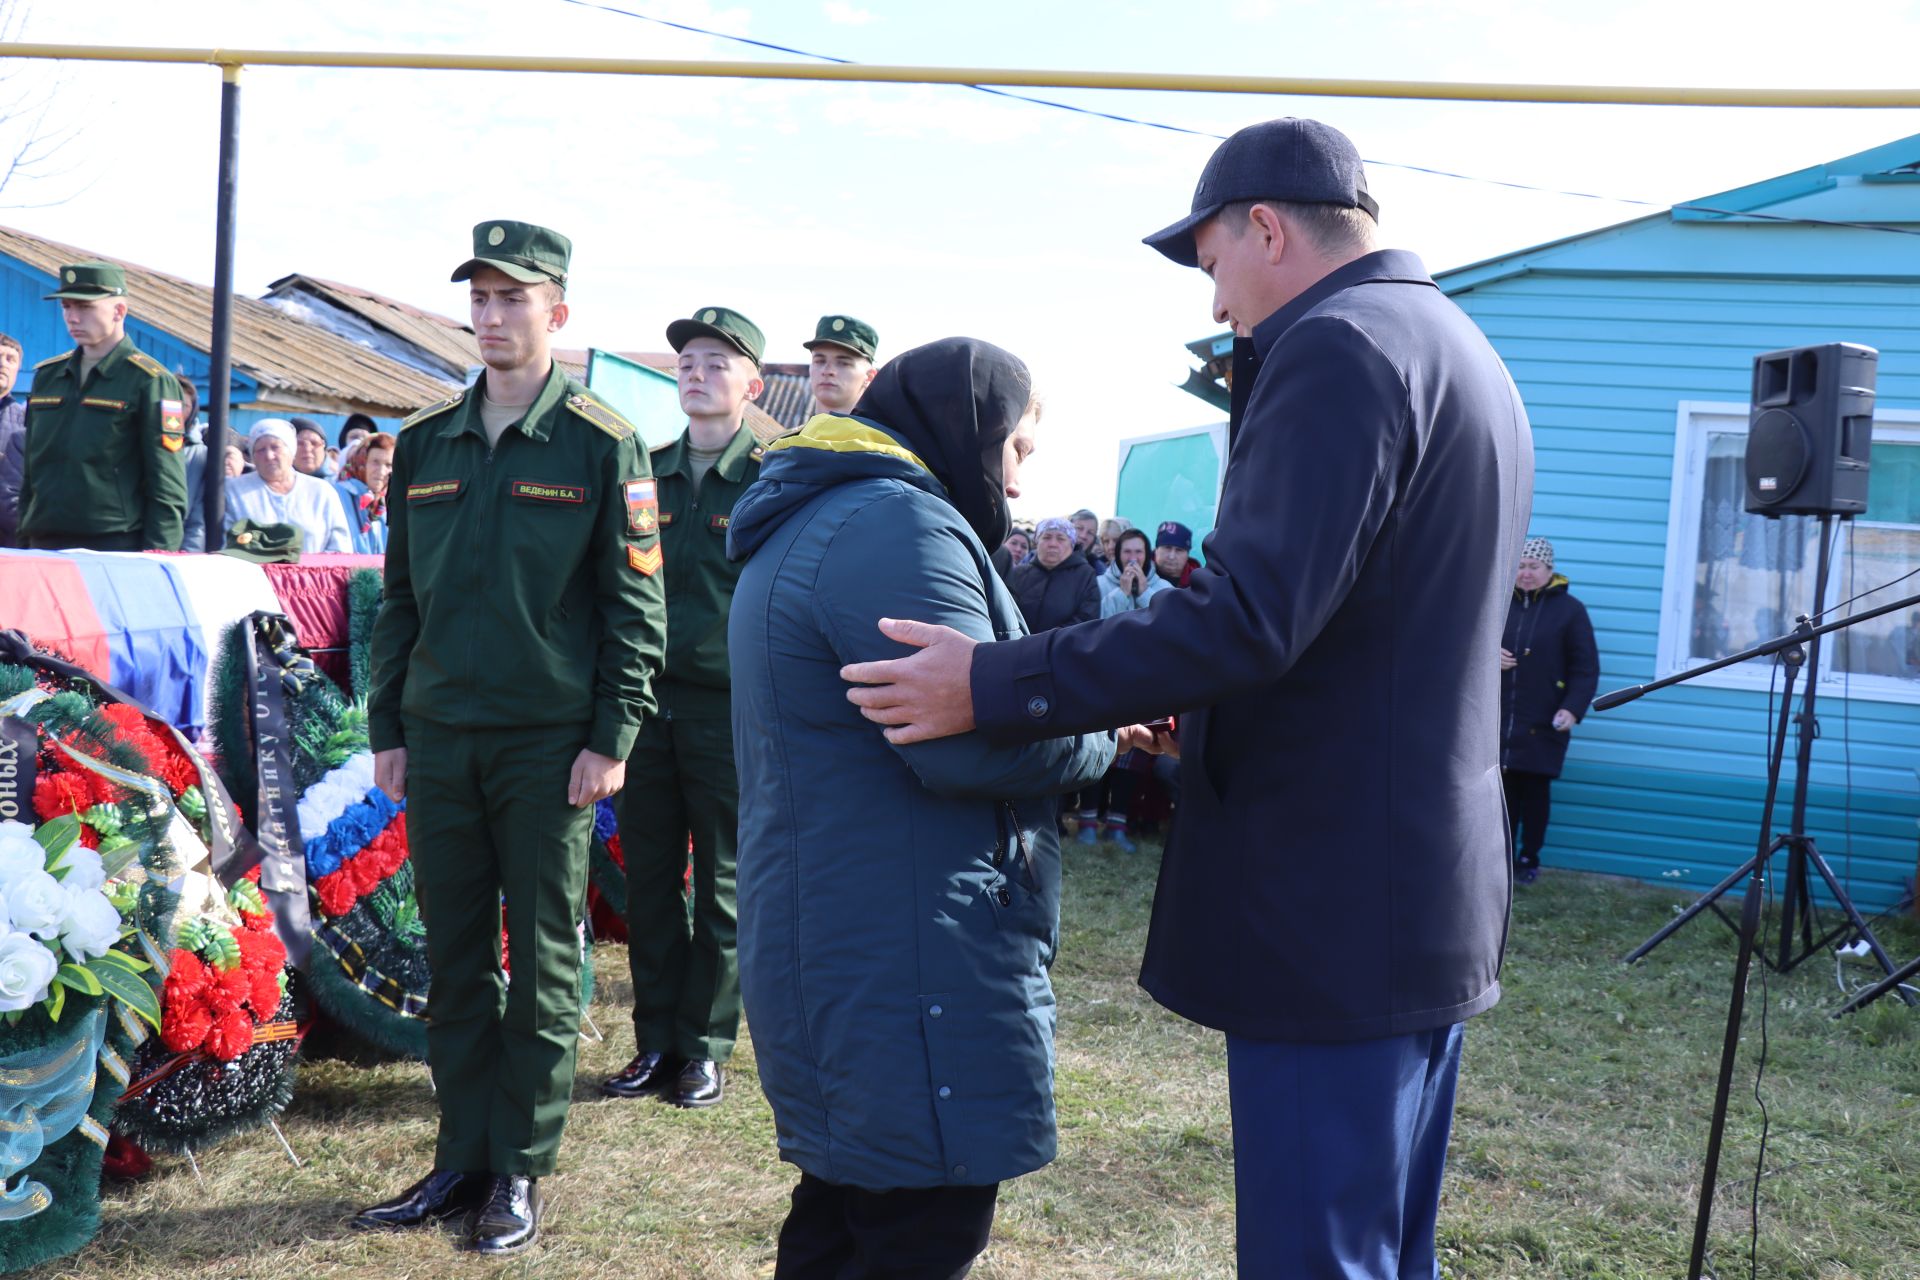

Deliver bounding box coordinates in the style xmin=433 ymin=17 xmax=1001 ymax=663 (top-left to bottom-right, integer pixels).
xmin=929 ymin=1005 xmax=942 ymax=1018
xmin=996 ymin=888 xmax=1011 ymax=907
xmin=1026 ymin=695 xmax=1049 ymax=718
xmin=953 ymin=1164 xmax=967 ymax=1178
xmin=938 ymin=1086 xmax=952 ymax=1099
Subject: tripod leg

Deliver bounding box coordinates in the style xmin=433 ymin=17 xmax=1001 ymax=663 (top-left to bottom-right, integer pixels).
xmin=1804 ymin=845 xmax=1920 ymax=1007
xmin=1836 ymin=951 xmax=1920 ymax=1016
xmin=1625 ymin=845 xmax=1773 ymax=965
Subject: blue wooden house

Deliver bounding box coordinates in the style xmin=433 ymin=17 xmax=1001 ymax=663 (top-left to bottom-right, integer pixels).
xmin=1437 ymin=133 xmax=1920 ymax=912
xmin=0 ymin=224 xmax=458 ymax=438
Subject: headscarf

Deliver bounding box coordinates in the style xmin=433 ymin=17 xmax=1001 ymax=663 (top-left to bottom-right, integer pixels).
xmin=1522 ymin=535 xmax=1555 ymax=570
xmin=1035 ymin=517 xmax=1074 ymax=541
xmin=851 ymin=337 xmax=1029 ymax=549
xmin=249 ymin=419 xmax=296 ymax=449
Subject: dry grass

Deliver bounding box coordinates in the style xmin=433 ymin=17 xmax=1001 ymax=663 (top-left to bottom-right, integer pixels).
xmin=32 ymin=844 xmax=1920 ymax=1279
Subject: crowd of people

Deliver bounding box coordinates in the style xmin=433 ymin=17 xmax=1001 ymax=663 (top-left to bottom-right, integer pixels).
xmin=0 ymin=115 xmax=1591 ymax=1280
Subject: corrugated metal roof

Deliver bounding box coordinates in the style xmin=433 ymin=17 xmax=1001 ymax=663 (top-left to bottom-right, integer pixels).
xmin=263 ymin=273 xmax=481 ymax=380
xmin=0 ymin=224 xmax=459 ymax=416
xmin=754 ymin=363 xmax=815 ymax=432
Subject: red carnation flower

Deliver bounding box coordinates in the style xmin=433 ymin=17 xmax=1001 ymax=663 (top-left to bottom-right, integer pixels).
xmin=206 ymin=1009 xmax=255 ymax=1061
xmin=164 ymin=951 xmax=212 ymax=1002
xmin=315 ymin=870 xmax=357 ymax=918
xmin=33 ymin=772 xmax=92 ymax=820
xmin=161 ymin=1002 xmax=213 ymax=1054
xmin=248 ymin=969 xmax=282 ymax=1015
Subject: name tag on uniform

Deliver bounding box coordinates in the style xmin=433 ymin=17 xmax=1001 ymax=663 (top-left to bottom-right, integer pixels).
xmin=27 ymin=396 xmax=63 ymax=408
xmin=81 ymin=397 xmax=128 ymax=411
xmin=510 ymin=480 xmax=587 ymax=504
xmin=407 ymin=479 xmax=463 ymax=502
xmin=708 ymin=514 xmax=730 ymax=531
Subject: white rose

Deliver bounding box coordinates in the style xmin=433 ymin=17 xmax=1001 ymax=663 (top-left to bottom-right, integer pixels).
xmin=0 ymin=820 xmax=35 ymax=842
xmin=0 ymin=833 xmax=45 ymax=885
xmin=53 ymin=845 xmax=105 ymax=894
xmin=7 ymin=870 xmax=67 ymax=940
xmin=0 ymin=931 xmax=58 ymax=1012
xmin=0 ymin=885 xmax=10 ymax=934
xmin=58 ymin=886 xmax=122 ymax=962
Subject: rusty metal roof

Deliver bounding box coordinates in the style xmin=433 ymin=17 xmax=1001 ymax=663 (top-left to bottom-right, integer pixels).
xmin=264 ymin=273 xmax=481 ymax=380
xmin=0 ymin=224 xmax=460 ymax=416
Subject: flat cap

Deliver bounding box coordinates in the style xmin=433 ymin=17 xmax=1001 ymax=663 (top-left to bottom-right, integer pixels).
xmin=802 ymin=315 xmax=879 ymax=361
xmin=667 ymin=306 xmax=765 ymax=365
xmin=451 ymin=220 xmax=571 ymax=287
xmin=46 ymin=262 xmax=128 ymax=301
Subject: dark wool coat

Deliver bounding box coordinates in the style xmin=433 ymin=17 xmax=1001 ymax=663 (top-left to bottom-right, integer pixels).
xmin=727 ymin=417 xmax=1112 ymax=1189
xmin=1005 ymin=548 xmax=1101 ymax=634
xmin=972 ymin=250 xmax=1534 ymax=1042
xmin=1500 ymin=576 xmax=1600 ymax=778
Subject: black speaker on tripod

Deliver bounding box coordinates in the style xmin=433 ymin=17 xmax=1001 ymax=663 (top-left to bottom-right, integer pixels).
xmin=1744 ymin=342 xmax=1877 ymax=516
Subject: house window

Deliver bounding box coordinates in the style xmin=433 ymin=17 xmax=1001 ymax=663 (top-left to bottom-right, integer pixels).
xmin=1661 ymin=402 xmax=1920 ymax=702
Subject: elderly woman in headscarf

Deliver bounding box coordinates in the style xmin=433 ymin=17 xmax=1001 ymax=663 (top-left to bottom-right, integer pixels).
xmin=222 ymin=418 xmax=354 ymax=553
xmin=726 ymin=338 xmax=1114 ymax=1277
xmin=1499 ymin=535 xmax=1600 ymax=883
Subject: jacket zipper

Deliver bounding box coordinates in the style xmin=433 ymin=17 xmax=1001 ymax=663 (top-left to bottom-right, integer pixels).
xmin=1500 ymin=591 xmax=1532 ymax=768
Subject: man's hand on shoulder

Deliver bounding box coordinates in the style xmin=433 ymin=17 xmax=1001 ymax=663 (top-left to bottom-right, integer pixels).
xmin=841 ymin=618 xmax=978 ymax=745
xmin=568 ymin=749 xmax=626 ymax=807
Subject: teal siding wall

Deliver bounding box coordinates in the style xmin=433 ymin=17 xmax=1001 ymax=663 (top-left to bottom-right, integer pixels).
xmin=1452 ymin=271 xmax=1920 ymax=912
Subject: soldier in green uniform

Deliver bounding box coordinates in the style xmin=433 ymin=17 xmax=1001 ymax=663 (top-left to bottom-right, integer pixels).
xmin=804 ymin=313 xmax=880 ymax=415
xmin=358 ymin=222 xmax=666 ymax=1256
xmin=601 ymin=306 xmax=765 ymax=1110
xmin=17 ymin=262 xmax=188 ymax=550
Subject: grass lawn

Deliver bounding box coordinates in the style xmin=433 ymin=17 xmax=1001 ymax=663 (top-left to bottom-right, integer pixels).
xmin=39 ymin=843 xmax=1920 ymax=1279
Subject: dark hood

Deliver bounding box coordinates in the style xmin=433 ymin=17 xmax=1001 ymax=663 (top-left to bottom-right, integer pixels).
xmin=1513 ymin=572 xmax=1570 ymax=603
xmin=851 ymin=337 xmax=1029 ymax=550
xmin=726 ymin=414 xmax=947 ymax=561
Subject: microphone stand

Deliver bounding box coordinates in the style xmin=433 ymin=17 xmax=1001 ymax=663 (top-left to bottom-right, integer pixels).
xmin=1590 ymin=586 xmax=1920 ymax=1279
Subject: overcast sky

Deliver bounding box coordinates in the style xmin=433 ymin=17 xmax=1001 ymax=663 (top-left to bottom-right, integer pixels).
xmin=6 ymin=0 xmax=1920 ymax=516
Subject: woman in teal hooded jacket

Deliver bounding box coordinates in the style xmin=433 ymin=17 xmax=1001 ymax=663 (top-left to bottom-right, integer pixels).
xmin=726 ymin=339 xmax=1113 ymax=1276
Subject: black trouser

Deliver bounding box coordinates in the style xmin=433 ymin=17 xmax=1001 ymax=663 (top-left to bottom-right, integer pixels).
xmin=775 ymin=1173 xmax=999 ymax=1280
xmin=1502 ymin=769 xmax=1553 ymax=869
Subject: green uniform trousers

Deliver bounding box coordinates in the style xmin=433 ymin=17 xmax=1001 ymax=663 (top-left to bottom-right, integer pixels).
xmin=619 ymin=680 xmax=740 ymax=1062
xmin=405 ymin=717 xmax=592 ymax=1177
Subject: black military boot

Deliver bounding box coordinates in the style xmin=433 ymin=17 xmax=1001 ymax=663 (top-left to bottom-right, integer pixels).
xmin=351 ymin=1169 xmax=484 ymax=1230
xmin=601 ymin=1050 xmax=686 ymax=1099
xmin=468 ymin=1174 xmax=542 ymax=1256
xmin=672 ymin=1058 xmax=725 ymax=1108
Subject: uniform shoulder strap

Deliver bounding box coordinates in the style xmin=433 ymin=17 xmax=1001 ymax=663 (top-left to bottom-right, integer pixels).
xmin=124 ymin=348 xmax=170 ymax=379
xmin=401 ymin=389 xmax=465 ymax=430
xmin=564 ymin=388 xmax=635 ymax=442
xmin=33 ymin=349 xmax=73 ymax=370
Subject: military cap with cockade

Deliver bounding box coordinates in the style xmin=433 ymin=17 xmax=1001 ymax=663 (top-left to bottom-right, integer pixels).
xmin=666 ymin=307 xmax=765 ymax=366
xmin=45 ymin=262 xmax=128 ymax=301
xmin=801 ymin=315 xmax=878 ymax=362
xmin=451 ymin=220 xmax=571 ymax=287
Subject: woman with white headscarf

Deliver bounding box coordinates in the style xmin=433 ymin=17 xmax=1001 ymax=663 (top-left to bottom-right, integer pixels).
xmin=222 ymin=418 xmax=354 ymax=553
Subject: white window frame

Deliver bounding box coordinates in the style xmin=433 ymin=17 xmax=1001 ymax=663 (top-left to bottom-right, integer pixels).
xmin=1658 ymin=400 xmax=1920 ymax=705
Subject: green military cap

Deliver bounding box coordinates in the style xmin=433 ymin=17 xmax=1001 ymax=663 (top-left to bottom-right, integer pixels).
xmin=221 ymin=520 xmax=303 ymax=564
xmin=802 ymin=315 xmax=878 ymax=361
xmin=451 ymin=220 xmax=571 ymax=287
xmin=45 ymin=262 xmax=128 ymax=301
xmin=666 ymin=307 xmax=765 ymax=366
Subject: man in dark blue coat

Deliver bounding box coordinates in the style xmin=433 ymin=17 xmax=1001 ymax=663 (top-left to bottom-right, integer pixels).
xmin=842 ymin=118 xmax=1534 ymax=1278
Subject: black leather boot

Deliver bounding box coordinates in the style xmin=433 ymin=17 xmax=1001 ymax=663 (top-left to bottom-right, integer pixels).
xmin=468 ymin=1174 xmax=542 ymax=1255
xmin=351 ymin=1169 xmax=484 ymax=1230
xmin=601 ymin=1050 xmax=686 ymax=1099
xmin=672 ymin=1058 xmax=725 ymax=1108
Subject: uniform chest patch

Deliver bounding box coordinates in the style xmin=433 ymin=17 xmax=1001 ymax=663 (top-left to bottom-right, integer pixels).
xmin=510 ymin=480 xmax=587 ymax=504
xmin=81 ymin=397 xmax=128 ymax=412
xmin=657 ymin=511 xmax=674 ymax=526
xmin=28 ymin=396 xmax=63 ymax=408
xmin=708 ymin=514 xmax=731 ymax=531
xmin=408 ymin=479 xmax=463 ymax=502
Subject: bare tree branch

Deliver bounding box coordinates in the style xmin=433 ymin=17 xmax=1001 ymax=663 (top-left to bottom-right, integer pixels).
xmin=0 ymin=0 xmax=85 ymax=206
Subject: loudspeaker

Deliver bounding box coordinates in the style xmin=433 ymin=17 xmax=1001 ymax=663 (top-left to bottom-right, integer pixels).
xmin=1744 ymin=342 xmax=1877 ymax=517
